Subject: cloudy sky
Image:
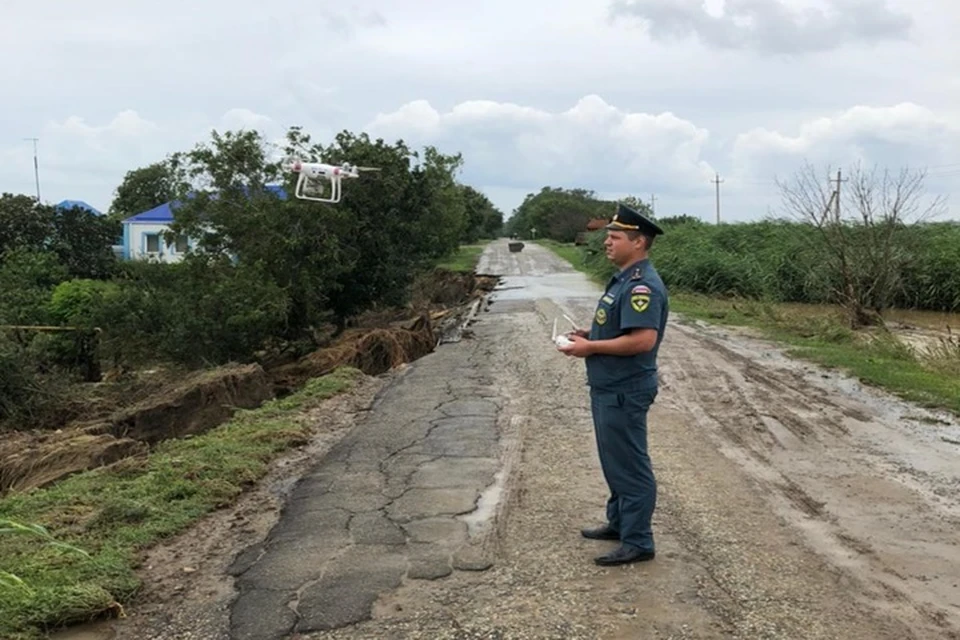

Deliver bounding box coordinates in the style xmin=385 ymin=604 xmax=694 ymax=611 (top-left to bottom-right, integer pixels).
xmin=2 ymin=0 xmax=958 ymax=222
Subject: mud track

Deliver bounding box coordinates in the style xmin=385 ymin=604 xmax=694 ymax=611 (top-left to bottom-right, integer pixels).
xmin=64 ymin=239 xmax=960 ymax=640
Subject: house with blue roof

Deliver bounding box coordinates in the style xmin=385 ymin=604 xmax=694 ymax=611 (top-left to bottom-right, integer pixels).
xmin=120 ymin=184 xmax=287 ymax=263
xmin=121 ymin=201 xmax=188 ymax=262
xmin=55 ymin=199 xmax=103 ymax=215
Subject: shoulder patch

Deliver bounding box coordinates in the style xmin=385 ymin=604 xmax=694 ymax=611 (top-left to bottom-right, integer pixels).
xmin=631 ymin=285 xmax=651 ymax=295
xmin=630 ymin=294 xmax=650 ymax=313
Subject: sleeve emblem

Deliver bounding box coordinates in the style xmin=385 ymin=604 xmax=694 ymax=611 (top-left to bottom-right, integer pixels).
xmin=630 ymin=294 xmax=650 ymax=313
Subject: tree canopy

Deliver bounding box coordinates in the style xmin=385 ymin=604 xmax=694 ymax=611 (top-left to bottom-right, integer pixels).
xmin=107 ymin=162 xmax=175 ymax=222
xmin=504 ymin=187 xmax=652 ymax=242
xmin=0 ymin=193 xmax=119 ymax=280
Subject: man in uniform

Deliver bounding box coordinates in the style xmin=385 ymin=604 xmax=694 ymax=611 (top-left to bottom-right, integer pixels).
xmin=558 ymin=202 xmax=668 ymax=566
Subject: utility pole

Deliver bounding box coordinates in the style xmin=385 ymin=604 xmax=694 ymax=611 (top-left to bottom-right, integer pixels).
xmin=830 ymin=168 xmax=848 ymax=220
xmin=23 ymin=137 xmax=41 ymax=201
xmin=712 ymin=173 xmax=724 ymax=224
xmin=650 ymin=193 xmax=657 ymax=217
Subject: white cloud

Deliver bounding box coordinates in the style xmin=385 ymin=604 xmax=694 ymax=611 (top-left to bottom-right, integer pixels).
xmin=215 ymin=109 xmax=281 ymax=139
xmin=609 ymin=0 xmax=914 ymax=53
xmin=2 ymin=97 xmax=956 ymax=223
xmin=731 ymin=103 xmax=959 ymax=179
xmin=47 ymin=110 xmax=159 ymax=142
xmin=367 ymin=95 xmax=717 ymax=200
xmin=0 ymin=0 xmax=956 ymax=221
xmin=0 ymin=109 xmax=280 ymax=210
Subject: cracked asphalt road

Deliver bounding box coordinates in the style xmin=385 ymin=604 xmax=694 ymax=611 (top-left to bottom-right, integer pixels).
xmin=227 ymin=347 xmax=506 ymax=639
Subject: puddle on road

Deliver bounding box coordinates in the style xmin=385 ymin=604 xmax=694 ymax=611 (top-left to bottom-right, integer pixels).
xmin=490 ymin=273 xmax=599 ymax=302
xmin=478 ymin=240 xmax=601 ymax=304
xmin=49 ymin=621 xmax=116 ymax=640
xmin=459 ymin=467 xmax=507 ymax=537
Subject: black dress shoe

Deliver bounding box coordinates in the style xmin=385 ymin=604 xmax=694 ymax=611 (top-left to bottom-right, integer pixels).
xmin=594 ymin=545 xmax=655 ymax=566
xmin=581 ymin=524 xmax=620 ymax=540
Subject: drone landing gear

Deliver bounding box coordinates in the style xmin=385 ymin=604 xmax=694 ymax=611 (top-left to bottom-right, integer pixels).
xmin=294 ymin=173 xmax=343 ymax=204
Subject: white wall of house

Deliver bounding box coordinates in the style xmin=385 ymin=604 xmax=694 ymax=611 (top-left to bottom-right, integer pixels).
xmin=125 ymin=223 xmax=193 ymax=263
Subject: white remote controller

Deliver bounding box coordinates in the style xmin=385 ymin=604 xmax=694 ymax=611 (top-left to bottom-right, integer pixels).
xmin=552 ymin=318 xmax=575 ymax=348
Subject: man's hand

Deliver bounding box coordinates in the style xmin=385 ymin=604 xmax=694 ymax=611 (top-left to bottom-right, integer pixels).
xmin=559 ymin=329 xmax=659 ymax=358
xmin=558 ymin=334 xmax=593 ymax=357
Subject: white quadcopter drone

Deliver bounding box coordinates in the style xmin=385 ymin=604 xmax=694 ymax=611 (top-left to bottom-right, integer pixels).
xmin=286 ymin=158 xmax=380 ymax=203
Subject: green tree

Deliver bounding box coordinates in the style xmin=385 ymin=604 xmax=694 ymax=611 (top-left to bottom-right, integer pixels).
xmin=49 ymin=205 xmax=120 ymax=279
xmin=108 ymin=161 xmax=175 ymax=221
xmin=0 ymin=194 xmax=117 ymax=280
xmin=460 ymin=185 xmax=503 ymax=242
xmin=409 ymin=146 xmax=468 ymax=259
xmin=166 ymin=126 xmax=474 ymax=335
xmin=167 ymin=128 xmax=347 ymax=338
xmin=0 ymin=194 xmax=52 ymax=257
xmin=0 ymin=249 xmax=68 ymax=327
xmin=618 ymin=195 xmax=652 ymax=217
xmin=507 ymin=187 xmax=615 ymax=242
xmin=305 ymin=131 xmax=466 ymax=321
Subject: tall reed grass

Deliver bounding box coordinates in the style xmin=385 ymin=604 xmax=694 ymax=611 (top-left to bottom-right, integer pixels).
xmin=581 ymin=219 xmax=960 ymax=313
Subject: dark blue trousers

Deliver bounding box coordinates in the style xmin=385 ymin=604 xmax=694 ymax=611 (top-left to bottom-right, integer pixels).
xmin=589 ymin=386 xmax=658 ymax=552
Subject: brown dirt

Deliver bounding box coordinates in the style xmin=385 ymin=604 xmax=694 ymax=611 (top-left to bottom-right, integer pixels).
xmin=269 ymin=312 xmax=438 ymax=393
xmin=0 ymin=364 xmax=272 ymax=494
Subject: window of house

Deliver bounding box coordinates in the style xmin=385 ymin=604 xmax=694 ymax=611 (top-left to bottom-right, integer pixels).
xmin=175 ymin=235 xmax=189 ymax=253
xmin=145 ymin=234 xmax=160 ymax=253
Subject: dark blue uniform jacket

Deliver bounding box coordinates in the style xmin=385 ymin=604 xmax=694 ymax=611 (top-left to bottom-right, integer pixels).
xmin=586 ymin=258 xmax=669 ymax=392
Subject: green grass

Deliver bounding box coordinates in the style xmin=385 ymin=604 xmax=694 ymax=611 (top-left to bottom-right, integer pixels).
xmin=540 ymin=241 xmax=960 ymax=417
xmin=435 ymin=240 xmax=493 ymax=272
xmin=0 ymin=367 xmax=361 ymax=640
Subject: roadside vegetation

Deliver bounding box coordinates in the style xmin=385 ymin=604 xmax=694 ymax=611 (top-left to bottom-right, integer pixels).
xmin=0 ymin=239 xmax=496 ymax=639
xmin=528 ymin=164 xmax=960 ymax=417
xmin=0 ymin=125 xmax=504 ymax=638
xmin=0 ymin=127 xmax=504 ymax=432
xmin=436 ymin=240 xmax=492 ymax=272
xmin=0 ymin=367 xmax=359 ymax=639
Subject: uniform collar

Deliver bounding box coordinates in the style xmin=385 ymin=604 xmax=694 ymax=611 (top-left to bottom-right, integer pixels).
xmin=616 ymin=257 xmax=649 ymax=281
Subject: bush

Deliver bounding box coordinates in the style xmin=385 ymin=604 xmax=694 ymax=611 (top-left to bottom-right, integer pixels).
xmin=0 ymin=337 xmax=72 ymax=429
xmin=89 ymin=257 xmax=290 ymax=368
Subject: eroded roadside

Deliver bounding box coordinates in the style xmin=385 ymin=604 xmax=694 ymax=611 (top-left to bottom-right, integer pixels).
xmin=63 ymin=239 xmax=960 ymax=640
